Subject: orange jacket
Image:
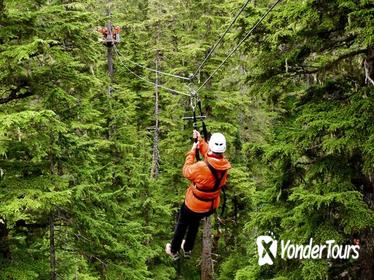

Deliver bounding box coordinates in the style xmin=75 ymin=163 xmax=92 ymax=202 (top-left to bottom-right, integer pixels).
xmin=183 ymin=137 xmax=231 ymax=213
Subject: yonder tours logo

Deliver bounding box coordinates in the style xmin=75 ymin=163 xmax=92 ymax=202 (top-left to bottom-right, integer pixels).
xmin=256 ymin=232 xmax=360 ymax=266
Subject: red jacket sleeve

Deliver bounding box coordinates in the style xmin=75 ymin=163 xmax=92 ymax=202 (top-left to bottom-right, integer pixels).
xmin=183 ymin=137 xmax=209 ymax=181
xmin=183 ymin=149 xmax=197 ymax=181
xmin=198 ymin=137 xmax=209 ymax=159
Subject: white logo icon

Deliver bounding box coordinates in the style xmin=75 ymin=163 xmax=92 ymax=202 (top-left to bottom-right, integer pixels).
xmin=256 ymin=232 xmax=277 ymax=266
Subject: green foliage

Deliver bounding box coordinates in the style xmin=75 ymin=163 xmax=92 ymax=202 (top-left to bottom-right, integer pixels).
xmin=1 ymin=0 xmax=373 ymax=279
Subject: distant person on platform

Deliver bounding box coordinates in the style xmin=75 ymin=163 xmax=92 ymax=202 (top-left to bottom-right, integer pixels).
xmin=165 ymin=130 xmax=231 ymax=260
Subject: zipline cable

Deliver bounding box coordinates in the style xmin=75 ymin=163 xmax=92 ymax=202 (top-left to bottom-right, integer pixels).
xmin=116 ymin=0 xmax=252 ymax=83
xmin=196 ymin=0 xmax=282 ymax=93
xmin=114 ymin=46 xmax=190 ymax=81
xmin=190 ymin=0 xmax=252 ymax=80
xmin=112 ymin=0 xmax=260 ymax=84
xmin=114 ymin=47 xmax=190 ymax=96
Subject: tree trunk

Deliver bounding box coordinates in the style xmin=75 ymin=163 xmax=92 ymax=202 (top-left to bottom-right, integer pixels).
xmin=0 ymin=220 xmax=10 ymax=260
xmin=0 ymin=0 xmax=4 ymax=19
xmin=365 ymin=45 xmax=374 ymax=85
xmin=50 ymin=215 xmax=57 ymax=280
xmin=107 ymin=27 xmax=114 ymax=80
xmin=106 ymin=0 xmax=112 ymax=17
xmin=106 ymin=0 xmax=113 ymax=93
xmin=151 ymin=54 xmax=160 ymax=179
xmin=151 ymin=12 xmax=161 ymax=179
xmin=201 ymin=216 xmax=214 ymax=280
xmin=107 ymin=21 xmax=114 ymax=97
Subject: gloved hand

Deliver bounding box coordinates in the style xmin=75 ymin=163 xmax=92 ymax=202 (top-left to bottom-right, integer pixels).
xmin=193 ymin=130 xmax=201 ymax=140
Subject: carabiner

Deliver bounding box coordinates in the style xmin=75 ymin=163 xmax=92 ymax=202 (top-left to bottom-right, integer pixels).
xmin=189 ymin=89 xmax=198 ymax=112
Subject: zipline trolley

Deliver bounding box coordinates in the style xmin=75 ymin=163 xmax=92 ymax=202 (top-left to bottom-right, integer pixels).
xmin=98 ymin=25 xmax=121 ymax=47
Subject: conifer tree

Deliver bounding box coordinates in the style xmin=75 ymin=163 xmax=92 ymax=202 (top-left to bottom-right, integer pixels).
xmin=1 ymin=0 xmax=373 ymax=279
xmin=218 ymin=1 xmax=374 ymax=279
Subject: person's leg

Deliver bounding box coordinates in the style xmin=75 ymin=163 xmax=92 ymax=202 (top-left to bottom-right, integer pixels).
xmin=183 ymin=209 xmax=213 ymax=252
xmin=183 ymin=216 xmax=200 ymax=252
xmin=170 ymin=203 xmax=190 ymax=253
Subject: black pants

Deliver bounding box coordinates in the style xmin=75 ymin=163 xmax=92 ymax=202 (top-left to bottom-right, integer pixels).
xmin=171 ymin=203 xmax=213 ymax=254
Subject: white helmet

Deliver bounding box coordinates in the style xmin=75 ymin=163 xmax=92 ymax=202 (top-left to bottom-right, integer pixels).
xmin=208 ymin=133 xmax=226 ymax=153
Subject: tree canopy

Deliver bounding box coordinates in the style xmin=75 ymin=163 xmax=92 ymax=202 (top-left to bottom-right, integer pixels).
xmin=0 ymin=0 xmax=373 ymax=279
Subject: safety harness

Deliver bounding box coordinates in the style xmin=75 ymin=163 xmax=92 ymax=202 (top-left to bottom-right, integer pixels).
xmin=191 ymin=160 xmax=227 ymax=211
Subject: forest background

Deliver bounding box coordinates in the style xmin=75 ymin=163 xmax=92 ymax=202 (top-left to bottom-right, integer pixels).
xmin=0 ymin=0 xmax=373 ymax=279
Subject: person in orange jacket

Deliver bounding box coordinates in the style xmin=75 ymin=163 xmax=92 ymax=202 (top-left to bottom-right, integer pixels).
xmin=165 ymin=130 xmax=231 ymax=260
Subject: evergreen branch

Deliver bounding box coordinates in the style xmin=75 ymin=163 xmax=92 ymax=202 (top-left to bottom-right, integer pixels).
xmin=88 ymin=255 xmax=108 ymax=267
xmin=0 ymin=85 xmax=33 ymax=104
xmin=15 ymin=219 xmax=48 ymax=229
xmin=293 ymin=48 xmax=368 ymax=75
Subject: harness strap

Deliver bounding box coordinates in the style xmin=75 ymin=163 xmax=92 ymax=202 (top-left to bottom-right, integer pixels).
xmin=205 ymin=160 xmax=226 ymax=191
xmin=192 ymin=191 xmax=215 ymax=202
xmin=221 ymin=187 xmax=226 ymax=217
xmin=195 ymin=184 xmax=218 ymax=193
xmin=191 ymin=161 xmax=226 ymax=204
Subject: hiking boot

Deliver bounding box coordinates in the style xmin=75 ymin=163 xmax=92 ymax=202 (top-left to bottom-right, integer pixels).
xmin=181 ymin=240 xmax=192 ymax=259
xmin=165 ymin=243 xmax=180 ymax=261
